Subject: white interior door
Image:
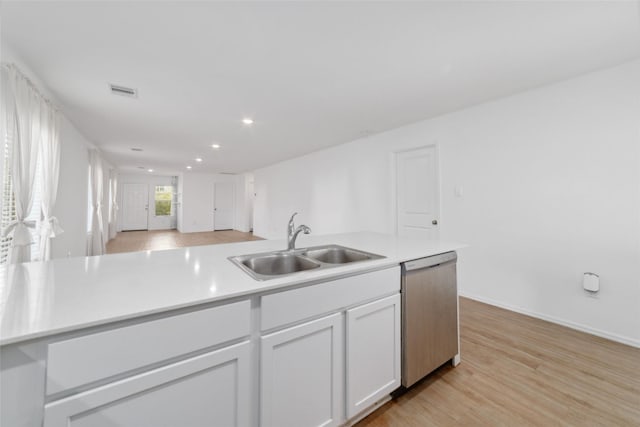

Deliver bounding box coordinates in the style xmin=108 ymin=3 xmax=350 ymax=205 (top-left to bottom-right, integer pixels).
xmin=396 ymin=146 xmax=440 ymax=238
xmin=122 ymin=183 xmax=149 ymax=231
xmin=214 ymin=182 xmax=234 ymax=230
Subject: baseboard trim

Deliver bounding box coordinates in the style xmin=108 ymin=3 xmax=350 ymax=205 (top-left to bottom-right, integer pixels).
xmin=459 ymin=292 xmax=640 ymax=349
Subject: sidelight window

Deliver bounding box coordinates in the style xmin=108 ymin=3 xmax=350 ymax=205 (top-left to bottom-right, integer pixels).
xmin=154 ymin=186 xmax=173 ymax=216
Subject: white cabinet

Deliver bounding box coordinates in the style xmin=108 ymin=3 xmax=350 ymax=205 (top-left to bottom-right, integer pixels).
xmin=259 ymin=267 xmax=401 ymax=426
xmin=346 ymin=294 xmax=401 ymax=418
xmin=261 ymin=313 xmax=343 ymax=427
xmin=44 ymin=341 xmax=251 ymax=427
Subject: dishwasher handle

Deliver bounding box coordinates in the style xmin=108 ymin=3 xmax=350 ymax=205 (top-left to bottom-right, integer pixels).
xmin=403 ymin=251 xmax=457 ymax=271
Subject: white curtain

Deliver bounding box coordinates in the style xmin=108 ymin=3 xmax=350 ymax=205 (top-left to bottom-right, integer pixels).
xmin=0 ymin=65 xmax=50 ymax=263
xmin=88 ymin=149 xmax=106 ymax=256
xmin=109 ymin=170 xmax=118 ymax=240
xmin=38 ymin=105 xmax=63 ymax=261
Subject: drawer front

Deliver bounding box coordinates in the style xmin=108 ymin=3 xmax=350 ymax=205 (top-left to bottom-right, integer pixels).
xmin=47 ymin=299 xmax=250 ymax=395
xmin=261 ymin=266 xmax=400 ymax=331
xmin=44 ymin=341 xmax=251 ymax=427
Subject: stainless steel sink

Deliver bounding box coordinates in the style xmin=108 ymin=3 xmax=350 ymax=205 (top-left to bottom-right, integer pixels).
xmin=229 ymin=244 xmax=385 ymax=280
xmin=303 ymin=246 xmax=376 ymax=264
xmin=240 ymin=253 xmax=320 ymax=276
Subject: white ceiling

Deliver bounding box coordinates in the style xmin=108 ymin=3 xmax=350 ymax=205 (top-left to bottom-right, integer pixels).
xmin=2 ymin=1 xmax=639 ymax=175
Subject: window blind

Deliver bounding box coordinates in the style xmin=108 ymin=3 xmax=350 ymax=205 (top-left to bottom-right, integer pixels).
xmin=0 ymin=133 xmax=16 ymax=264
xmin=0 ymin=135 xmax=44 ymax=264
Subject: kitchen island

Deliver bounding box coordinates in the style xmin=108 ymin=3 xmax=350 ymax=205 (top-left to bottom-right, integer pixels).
xmin=0 ymin=232 xmax=464 ymax=427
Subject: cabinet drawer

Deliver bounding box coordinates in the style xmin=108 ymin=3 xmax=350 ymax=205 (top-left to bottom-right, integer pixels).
xmin=261 ymin=266 xmax=399 ymax=331
xmin=44 ymin=341 xmax=251 ymax=427
xmin=47 ymin=299 xmax=250 ymax=395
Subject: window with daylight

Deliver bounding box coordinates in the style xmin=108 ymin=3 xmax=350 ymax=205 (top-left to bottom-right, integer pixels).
xmin=154 ymin=185 xmax=173 ymax=216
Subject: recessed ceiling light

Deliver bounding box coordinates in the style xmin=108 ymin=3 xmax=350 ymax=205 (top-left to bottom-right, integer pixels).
xmin=131 ymin=147 xmax=143 ymax=152
xmin=195 ymin=158 xmax=203 ymax=162
xmin=148 ymin=169 xmax=154 ymax=173
xmin=211 ymin=144 xmax=221 ymax=149
xmin=242 ymin=118 xmax=254 ymax=125
xmin=186 ymin=166 xmax=192 ymax=169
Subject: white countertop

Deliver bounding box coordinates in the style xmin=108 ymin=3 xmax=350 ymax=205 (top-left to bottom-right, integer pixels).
xmin=0 ymin=232 xmax=465 ymax=346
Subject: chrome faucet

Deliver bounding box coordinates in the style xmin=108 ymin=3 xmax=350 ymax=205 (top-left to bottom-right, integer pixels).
xmin=287 ymin=212 xmax=311 ymax=251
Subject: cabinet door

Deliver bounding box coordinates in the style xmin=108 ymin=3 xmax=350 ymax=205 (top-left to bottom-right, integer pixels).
xmin=44 ymin=341 xmax=251 ymax=427
xmin=346 ymin=294 xmax=401 ymax=418
xmin=261 ymin=313 xmax=343 ymax=427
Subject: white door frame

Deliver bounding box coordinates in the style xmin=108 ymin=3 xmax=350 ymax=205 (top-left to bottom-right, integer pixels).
xmin=391 ymin=143 xmax=442 ymax=236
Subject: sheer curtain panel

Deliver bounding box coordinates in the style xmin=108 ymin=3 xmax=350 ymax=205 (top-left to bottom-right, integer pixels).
xmin=0 ymin=64 xmax=51 ymax=263
xmin=38 ymin=106 xmax=62 ymax=261
xmin=88 ymin=149 xmax=106 ymax=255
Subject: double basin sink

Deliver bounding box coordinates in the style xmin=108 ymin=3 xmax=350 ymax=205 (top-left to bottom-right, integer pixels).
xmin=229 ymin=244 xmax=385 ymax=280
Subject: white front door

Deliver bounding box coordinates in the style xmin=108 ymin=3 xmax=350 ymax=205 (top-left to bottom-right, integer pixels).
xmin=122 ymin=183 xmax=149 ymax=231
xmin=396 ymin=146 xmax=440 ymax=239
xmin=214 ymin=182 xmax=234 ymax=230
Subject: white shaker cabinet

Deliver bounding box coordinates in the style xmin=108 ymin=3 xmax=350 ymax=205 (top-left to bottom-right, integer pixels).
xmin=44 ymin=341 xmax=251 ymax=427
xmin=259 ymin=267 xmax=401 ymax=426
xmin=260 ymin=313 xmax=344 ymax=427
xmin=346 ymin=294 xmax=401 ymax=419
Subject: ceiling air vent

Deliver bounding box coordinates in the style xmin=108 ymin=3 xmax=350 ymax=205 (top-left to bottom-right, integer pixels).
xmin=110 ymin=84 xmax=137 ymax=98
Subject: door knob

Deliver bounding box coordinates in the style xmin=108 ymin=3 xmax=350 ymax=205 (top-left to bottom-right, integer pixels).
xmin=432 ymin=220 xmax=438 ymax=225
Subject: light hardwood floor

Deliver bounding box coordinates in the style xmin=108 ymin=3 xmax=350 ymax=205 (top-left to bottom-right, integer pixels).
xmin=106 ymin=229 xmax=262 ymax=254
xmin=358 ymin=297 xmax=640 ymax=426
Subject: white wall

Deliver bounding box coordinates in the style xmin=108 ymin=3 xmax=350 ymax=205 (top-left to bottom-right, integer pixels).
xmin=234 ymin=173 xmax=254 ymax=233
xmin=2 ymin=41 xmax=98 ymax=260
xmin=117 ymin=173 xmax=177 ymax=231
xmin=253 ymin=60 xmax=640 ymax=346
xmin=178 ymin=173 xmax=215 ymax=233
xmin=178 ymin=172 xmax=252 ymax=233
xmin=51 ymin=118 xmax=90 ymax=258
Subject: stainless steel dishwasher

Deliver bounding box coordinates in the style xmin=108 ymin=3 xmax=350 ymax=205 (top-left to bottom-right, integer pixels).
xmin=401 ymin=251 xmax=459 ymax=388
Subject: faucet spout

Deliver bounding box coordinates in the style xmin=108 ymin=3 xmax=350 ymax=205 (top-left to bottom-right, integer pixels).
xmin=286 ymin=213 xmax=311 ymax=250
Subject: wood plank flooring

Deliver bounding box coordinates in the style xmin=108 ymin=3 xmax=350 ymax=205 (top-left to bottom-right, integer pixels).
xmin=358 ymin=297 xmax=640 ymax=426
xmin=106 ymin=229 xmax=262 ymax=254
